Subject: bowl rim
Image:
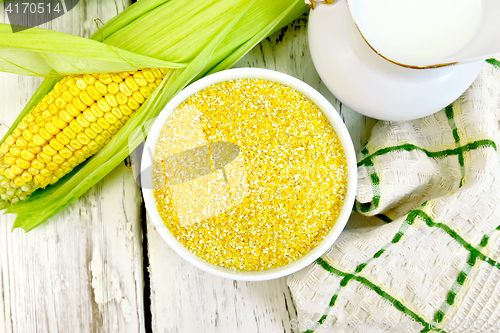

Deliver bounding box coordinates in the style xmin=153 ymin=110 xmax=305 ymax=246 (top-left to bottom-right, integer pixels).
xmin=141 ymin=67 xmax=357 ymax=281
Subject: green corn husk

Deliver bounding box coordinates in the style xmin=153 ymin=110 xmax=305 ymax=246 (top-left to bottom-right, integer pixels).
xmin=0 ymin=0 xmax=308 ymax=231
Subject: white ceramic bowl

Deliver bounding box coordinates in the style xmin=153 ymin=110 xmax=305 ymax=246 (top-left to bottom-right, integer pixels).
xmin=141 ymin=68 xmax=357 ymax=281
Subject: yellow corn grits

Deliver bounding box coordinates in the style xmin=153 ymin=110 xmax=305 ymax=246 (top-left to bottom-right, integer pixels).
xmin=154 ymin=79 xmax=347 ymax=271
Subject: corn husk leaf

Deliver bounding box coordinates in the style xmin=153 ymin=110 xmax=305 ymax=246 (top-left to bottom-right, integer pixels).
xmin=2 ymin=0 xmax=308 ymax=231
xmin=0 ymin=24 xmax=185 ymax=77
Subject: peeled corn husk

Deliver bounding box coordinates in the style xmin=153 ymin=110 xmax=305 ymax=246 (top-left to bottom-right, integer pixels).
xmin=0 ymin=0 xmax=307 ymax=231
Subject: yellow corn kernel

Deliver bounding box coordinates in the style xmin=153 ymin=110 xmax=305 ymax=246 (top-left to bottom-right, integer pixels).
xmin=21 ymin=171 xmax=32 ymax=183
xmin=108 ymin=125 xmax=118 ymax=135
xmin=104 ymin=113 xmax=118 ymax=125
xmin=139 ymin=86 xmax=152 ymax=99
xmin=74 ymin=150 xmax=86 ymax=161
xmin=111 ymin=108 xmax=123 ymax=119
xmin=11 ymin=165 xmax=23 ymax=175
xmin=80 ymin=91 xmax=94 ymax=106
xmin=52 ymin=116 xmax=68 ymax=130
xmin=42 ymin=145 xmax=57 ymax=156
xmin=84 ymin=128 xmax=97 ymax=139
xmin=42 ymin=110 xmax=52 ymax=120
xmin=45 ymin=122 xmax=59 ymax=135
xmin=69 ymin=139 xmax=83 ymax=150
xmin=95 ymin=135 xmax=106 ymax=146
xmin=62 ymin=90 xmax=74 ymax=103
xmin=155 ymin=78 xmax=162 ymax=85
xmin=38 ymin=129 xmax=52 ymax=141
xmin=27 ymin=144 xmax=41 ymax=155
xmin=18 ymin=120 xmax=29 ymax=130
xmin=0 ymin=143 xmax=8 ymax=155
xmin=59 ymin=148 xmax=72 ymax=159
xmin=20 ymin=150 xmax=34 ymax=161
xmin=105 ymin=94 xmax=118 ymax=108
xmin=47 ymin=162 xmax=59 ymax=171
xmin=133 ymin=72 xmax=148 ymax=87
xmin=16 ymin=137 xmax=28 ymax=147
xmin=127 ymin=98 xmax=140 ymax=110
xmin=119 ymin=105 xmax=133 ymax=117
xmin=116 ymin=92 xmax=128 ymax=105
xmin=121 ymin=72 xmax=132 ymax=78
xmin=4 ymin=156 xmax=15 ymax=166
xmin=90 ymin=123 xmax=103 ymax=134
xmin=63 ymin=127 xmax=77 ymax=139
xmin=29 ymin=123 xmax=40 ymax=133
xmin=10 ymin=147 xmax=21 ymax=156
xmin=53 ymin=154 xmax=65 ymax=165
xmin=125 ymin=77 xmax=139 ymax=91
xmin=13 ymin=128 xmax=22 ymax=137
xmin=83 ymin=74 xmax=96 ymax=85
xmin=108 ymin=82 xmax=119 ymax=95
xmin=73 ymin=97 xmax=86 ymax=111
xmin=40 ymin=169 xmax=51 ymax=177
xmin=66 ymin=104 xmax=80 ymax=117
xmin=98 ymin=74 xmax=112 ymax=85
xmin=119 ymin=82 xmax=132 ymax=96
xmin=76 ymin=78 xmax=88 ymax=90
xmin=83 ymin=110 xmax=96 ymax=123
xmin=16 ymin=159 xmax=30 ymax=170
xmin=32 ymin=160 xmax=45 ymax=170
xmin=49 ymin=138 xmax=64 ymax=151
xmin=4 ymin=169 xmax=15 ymax=180
xmin=132 ymin=91 xmax=145 ymax=104
xmin=143 ymin=69 xmax=155 ymax=83
xmin=101 ymin=130 xmax=111 ymax=139
xmin=54 ymin=169 xmax=65 ymax=179
xmin=88 ymin=140 xmax=99 ymax=152
xmin=95 ymin=81 xmax=108 ymax=95
xmin=148 ymin=82 xmax=158 ymax=91
xmin=13 ymin=176 xmax=25 ymax=188
xmin=39 ymin=100 xmax=49 ymax=111
xmin=67 ymin=157 xmax=78 ymax=167
xmin=8 ymin=131 xmax=20 ymax=144
xmin=38 ymin=152 xmax=52 ymax=164
xmin=69 ymin=120 xmax=84 ymax=134
xmin=97 ymin=98 xmax=111 ymax=112
xmin=87 ymin=86 xmax=102 ymax=101
xmin=48 ymin=104 xmax=59 ymax=115
xmin=60 ymin=162 xmax=72 ymax=172
xmin=97 ymin=118 xmax=110 ymax=130
xmin=81 ymin=146 xmax=91 ymax=157
xmin=33 ymin=175 xmax=45 ymax=184
xmin=69 ymin=82 xmax=82 ymax=97
xmin=111 ymin=74 xmax=123 ymax=83
xmin=152 ymin=69 xmax=163 ymax=78
xmin=56 ymin=133 xmax=70 ymax=145
xmin=90 ymin=104 xmax=103 ymax=118
xmin=59 ymin=110 xmax=73 ymax=123
xmin=76 ymin=114 xmax=90 ymax=128
xmin=76 ymin=133 xmax=91 ymax=145
xmin=115 ymin=121 xmax=124 ymax=130
xmin=28 ymin=167 xmax=39 ymax=176
xmin=55 ymin=97 xmax=67 ymax=109
xmin=22 ymin=129 xmax=34 ymax=141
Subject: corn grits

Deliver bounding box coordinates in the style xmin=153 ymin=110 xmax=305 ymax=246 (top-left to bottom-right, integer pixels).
xmin=153 ymin=78 xmax=347 ymax=271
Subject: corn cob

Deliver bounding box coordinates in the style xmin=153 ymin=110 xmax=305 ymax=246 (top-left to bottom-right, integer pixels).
xmin=0 ymin=68 xmax=168 ymax=206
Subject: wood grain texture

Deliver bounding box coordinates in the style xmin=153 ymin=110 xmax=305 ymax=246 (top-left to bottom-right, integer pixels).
xmin=0 ymin=1 xmax=147 ymax=333
xmin=146 ymin=15 xmax=374 ymax=333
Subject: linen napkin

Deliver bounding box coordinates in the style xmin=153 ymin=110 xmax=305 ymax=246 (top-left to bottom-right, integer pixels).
xmin=288 ymin=60 xmax=500 ymax=333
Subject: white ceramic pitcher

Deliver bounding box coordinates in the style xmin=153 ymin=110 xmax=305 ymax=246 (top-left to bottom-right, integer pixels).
xmin=347 ymin=0 xmax=500 ymax=68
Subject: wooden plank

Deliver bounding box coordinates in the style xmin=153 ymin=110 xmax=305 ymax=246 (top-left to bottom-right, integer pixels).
xmin=0 ymin=1 xmax=147 ymax=333
xmin=146 ymin=16 xmax=375 ymax=333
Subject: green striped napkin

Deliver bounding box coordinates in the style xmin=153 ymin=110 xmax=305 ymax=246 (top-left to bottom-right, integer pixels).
xmin=288 ymin=59 xmax=500 ymax=333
